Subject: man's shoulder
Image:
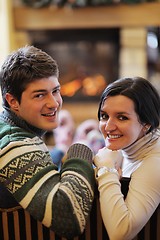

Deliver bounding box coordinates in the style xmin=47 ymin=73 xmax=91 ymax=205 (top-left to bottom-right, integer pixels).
xmin=0 ymin=121 xmax=37 ymax=150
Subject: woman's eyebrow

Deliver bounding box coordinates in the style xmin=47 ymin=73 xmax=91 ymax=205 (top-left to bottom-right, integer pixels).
xmin=117 ymin=111 xmax=132 ymax=116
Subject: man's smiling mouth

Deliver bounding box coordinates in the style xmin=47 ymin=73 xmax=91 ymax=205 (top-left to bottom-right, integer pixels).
xmin=42 ymin=112 xmax=56 ymax=117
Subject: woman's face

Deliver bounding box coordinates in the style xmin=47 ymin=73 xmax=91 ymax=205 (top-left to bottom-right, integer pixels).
xmin=99 ymin=95 xmax=147 ymax=150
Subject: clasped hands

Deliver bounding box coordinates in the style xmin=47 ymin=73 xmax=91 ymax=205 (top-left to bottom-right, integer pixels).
xmin=94 ymin=147 xmax=123 ymax=178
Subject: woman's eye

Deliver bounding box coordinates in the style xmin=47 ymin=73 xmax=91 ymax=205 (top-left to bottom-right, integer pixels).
xmin=118 ymin=115 xmax=128 ymax=121
xmin=100 ymin=113 xmax=108 ymax=120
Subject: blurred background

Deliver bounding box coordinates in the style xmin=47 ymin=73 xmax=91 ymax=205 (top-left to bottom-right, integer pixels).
xmin=0 ymin=0 xmax=160 ymax=126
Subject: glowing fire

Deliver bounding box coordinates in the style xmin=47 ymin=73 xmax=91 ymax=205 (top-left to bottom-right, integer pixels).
xmin=60 ymin=74 xmax=106 ymax=98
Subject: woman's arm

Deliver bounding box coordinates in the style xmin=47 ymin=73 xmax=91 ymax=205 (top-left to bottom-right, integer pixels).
xmin=96 ymin=156 xmax=160 ymax=240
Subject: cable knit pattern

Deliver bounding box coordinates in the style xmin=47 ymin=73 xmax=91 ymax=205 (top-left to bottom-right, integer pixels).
xmin=66 ymin=143 xmax=94 ymax=163
xmin=0 ymin=109 xmax=95 ymax=239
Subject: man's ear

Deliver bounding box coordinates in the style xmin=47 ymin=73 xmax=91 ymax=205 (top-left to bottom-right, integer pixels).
xmin=5 ymin=93 xmax=19 ymax=111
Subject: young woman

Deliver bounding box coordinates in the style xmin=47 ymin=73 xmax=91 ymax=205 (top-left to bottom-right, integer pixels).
xmin=94 ymin=77 xmax=160 ymax=240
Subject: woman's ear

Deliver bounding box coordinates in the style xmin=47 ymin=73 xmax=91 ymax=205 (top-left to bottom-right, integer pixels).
xmin=143 ymin=124 xmax=151 ymax=133
xmin=5 ymin=93 xmax=19 ymax=111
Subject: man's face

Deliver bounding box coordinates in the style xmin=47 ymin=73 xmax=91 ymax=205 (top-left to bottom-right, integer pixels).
xmin=8 ymin=76 xmax=63 ymax=131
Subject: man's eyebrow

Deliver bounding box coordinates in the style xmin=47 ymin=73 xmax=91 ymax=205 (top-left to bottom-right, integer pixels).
xmin=32 ymin=89 xmax=46 ymax=93
xmin=54 ymin=85 xmax=61 ymax=90
xmin=32 ymin=85 xmax=61 ymax=93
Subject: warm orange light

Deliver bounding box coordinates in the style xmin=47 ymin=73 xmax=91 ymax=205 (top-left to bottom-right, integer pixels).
xmin=82 ymin=74 xmax=106 ymax=96
xmin=61 ymin=79 xmax=81 ymax=97
xmin=61 ymin=74 xmax=106 ymax=97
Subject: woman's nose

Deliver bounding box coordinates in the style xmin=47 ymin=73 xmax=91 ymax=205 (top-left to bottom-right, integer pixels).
xmin=104 ymin=118 xmax=117 ymax=132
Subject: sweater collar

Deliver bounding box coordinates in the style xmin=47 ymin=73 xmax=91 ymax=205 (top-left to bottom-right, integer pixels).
xmin=0 ymin=108 xmax=45 ymax=137
xmin=121 ymin=130 xmax=160 ymax=161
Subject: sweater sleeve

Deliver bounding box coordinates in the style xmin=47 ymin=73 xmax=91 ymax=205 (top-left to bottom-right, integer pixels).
xmin=96 ymin=156 xmax=160 ymax=240
xmin=0 ymin=139 xmax=95 ymax=239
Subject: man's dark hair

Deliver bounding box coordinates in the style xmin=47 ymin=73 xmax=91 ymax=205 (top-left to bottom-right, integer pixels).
xmin=0 ymin=45 xmax=59 ymax=107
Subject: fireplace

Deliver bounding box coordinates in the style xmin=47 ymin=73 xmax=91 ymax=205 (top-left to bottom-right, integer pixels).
xmin=30 ymin=28 xmax=120 ymax=102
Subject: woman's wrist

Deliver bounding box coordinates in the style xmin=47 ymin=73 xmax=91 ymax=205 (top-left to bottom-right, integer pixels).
xmin=96 ymin=166 xmax=118 ymax=177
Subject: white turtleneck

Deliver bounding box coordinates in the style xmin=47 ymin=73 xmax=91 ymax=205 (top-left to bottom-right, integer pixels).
xmin=97 ymin=130 xmax=160 ymax=240
xmin=122 ymin=130 xmax=160 ymax=177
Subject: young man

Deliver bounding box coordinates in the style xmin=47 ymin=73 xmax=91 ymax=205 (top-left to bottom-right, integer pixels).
xmin=0 ymin=45 xmax=95 ymax=239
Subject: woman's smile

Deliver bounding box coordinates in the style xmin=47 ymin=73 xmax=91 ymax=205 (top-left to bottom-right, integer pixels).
xmin=99 ymin=95 xmax=145 ymax=150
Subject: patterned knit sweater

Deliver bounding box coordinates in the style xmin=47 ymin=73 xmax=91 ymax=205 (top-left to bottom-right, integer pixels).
xmin=0 ymin=109 xmax=95 ymax=239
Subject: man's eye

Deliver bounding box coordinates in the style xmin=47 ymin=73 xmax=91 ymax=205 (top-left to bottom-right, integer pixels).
xmin=35 ymin=94 xmax=44 ymax=98
xmin=53 ymin=88 xmax=60 ymax=94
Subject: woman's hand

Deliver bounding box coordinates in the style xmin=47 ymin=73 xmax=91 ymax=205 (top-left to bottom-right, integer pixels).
xmin=94 ymin=147 xmax=123 ymax=171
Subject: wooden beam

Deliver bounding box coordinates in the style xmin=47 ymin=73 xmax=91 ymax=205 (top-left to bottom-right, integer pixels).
xmin=13 ymin=3 xmax=160 ymax=30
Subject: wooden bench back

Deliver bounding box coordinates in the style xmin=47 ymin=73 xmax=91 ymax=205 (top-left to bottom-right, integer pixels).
xmin=0 ymin=178 xmax=159 ymax=240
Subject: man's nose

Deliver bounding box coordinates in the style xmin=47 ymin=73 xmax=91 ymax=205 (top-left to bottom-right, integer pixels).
xmin=46 ymin=95 xmax=59 ymax=108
